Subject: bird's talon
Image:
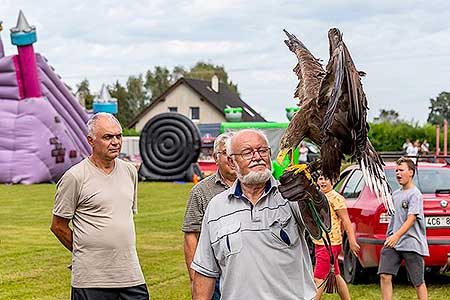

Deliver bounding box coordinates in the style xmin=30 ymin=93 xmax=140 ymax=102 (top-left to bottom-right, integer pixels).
xmin=286 ymin=163 xmax=313 ymax=181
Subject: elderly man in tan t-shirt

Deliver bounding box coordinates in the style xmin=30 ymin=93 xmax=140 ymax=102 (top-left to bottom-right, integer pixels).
xmin=50 ymin=113 xmax=148 ymax=300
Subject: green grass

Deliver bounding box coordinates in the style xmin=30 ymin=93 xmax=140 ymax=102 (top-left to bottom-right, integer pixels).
xmin=1 ymin=182 xmax=450 ymax=300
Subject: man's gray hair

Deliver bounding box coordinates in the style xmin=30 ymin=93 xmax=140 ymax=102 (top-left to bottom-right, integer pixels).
xmin=87 ymin=112 xmax=122 ymax=139
xmin=213 ymin=132 xmax=234 ymax=155
xmin=225 ymin=129 xmax=270 ymax=155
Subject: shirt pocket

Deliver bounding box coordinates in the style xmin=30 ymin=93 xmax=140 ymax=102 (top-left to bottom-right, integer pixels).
xmin=213 ymin=222 xmax=242 ymax=258
xmin=269 ymin=215 xmax=300 ymax=249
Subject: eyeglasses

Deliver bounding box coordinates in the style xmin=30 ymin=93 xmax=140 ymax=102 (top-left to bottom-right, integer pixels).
xmin=230 ymin=147 xmax=271 ymax=161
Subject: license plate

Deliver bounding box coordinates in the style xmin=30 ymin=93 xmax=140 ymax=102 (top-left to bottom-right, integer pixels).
xmin=426 ymin=216 xmax=450 ymax=228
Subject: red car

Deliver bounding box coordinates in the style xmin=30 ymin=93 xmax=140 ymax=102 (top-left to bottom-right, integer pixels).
xmin=336 ymin=159 xmax=450 ymax=283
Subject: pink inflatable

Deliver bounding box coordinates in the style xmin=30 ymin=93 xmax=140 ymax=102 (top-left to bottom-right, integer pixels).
xmin=0 ymin=11 xmax=90 ymax=184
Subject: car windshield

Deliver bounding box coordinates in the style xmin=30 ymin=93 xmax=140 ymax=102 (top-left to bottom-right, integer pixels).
xmin=385 ymin=168 xmax=450 ymax=194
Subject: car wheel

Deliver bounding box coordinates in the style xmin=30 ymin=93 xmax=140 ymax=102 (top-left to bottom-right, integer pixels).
xmin=342 ymin=238 xmax=365 ymax=284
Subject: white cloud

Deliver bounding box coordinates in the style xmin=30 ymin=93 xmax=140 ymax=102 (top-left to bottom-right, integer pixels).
xmin=1 ymin=0 xmax=450 ymax=123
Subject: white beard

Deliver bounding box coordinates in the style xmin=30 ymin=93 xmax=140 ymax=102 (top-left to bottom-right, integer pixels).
xmin=238 ymin=168 xmax=272 ymax=185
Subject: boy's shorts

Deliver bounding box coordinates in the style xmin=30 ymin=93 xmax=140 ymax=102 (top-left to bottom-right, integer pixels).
xmin=378 ymin=247 xmax=425 ymax=286
xmin=314 ymin=244 xmax=341 ymax=279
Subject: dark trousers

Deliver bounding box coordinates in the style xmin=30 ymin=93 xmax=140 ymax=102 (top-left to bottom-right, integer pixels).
xmin=72 ymin=284 xmax=149 ymax=300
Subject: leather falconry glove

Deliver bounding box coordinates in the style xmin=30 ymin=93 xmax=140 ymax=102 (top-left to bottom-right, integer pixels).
xmin=279 ymin=168 xmax=332 ymax=240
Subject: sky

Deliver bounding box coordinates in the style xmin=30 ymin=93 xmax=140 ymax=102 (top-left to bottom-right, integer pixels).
xmin=1 ymin=0 xmax=450 ymax=123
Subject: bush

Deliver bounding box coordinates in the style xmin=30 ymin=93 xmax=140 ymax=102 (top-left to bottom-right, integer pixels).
xmin=123 ymin=128 xmax=140 ymax=136
xmin=368 ymin=122 xmax=438 ymax=152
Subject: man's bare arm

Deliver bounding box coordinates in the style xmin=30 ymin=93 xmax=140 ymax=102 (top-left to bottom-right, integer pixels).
xmin=184 ymin=232 xmax=200 ymax=293
xmin=50 ymin=215 xmax=73 ymax=252
xmin=193 ymin=271 xmax=215 ymax=300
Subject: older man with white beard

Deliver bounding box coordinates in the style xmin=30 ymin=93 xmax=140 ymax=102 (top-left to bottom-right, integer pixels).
xmin=192 ymin=129 xmax=317 ymax=300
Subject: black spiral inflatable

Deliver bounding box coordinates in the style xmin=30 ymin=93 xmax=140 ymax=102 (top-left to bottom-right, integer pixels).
xmin=139 ymin=112 xmax=202 ymax=181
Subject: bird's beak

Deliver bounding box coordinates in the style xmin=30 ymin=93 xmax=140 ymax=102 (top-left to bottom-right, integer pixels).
xmin=277 ymin=148 xmax=290 ymax=165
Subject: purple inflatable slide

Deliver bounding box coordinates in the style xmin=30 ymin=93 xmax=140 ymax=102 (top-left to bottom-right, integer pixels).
xmin=0 ymin=11 xmax=90 ymax=184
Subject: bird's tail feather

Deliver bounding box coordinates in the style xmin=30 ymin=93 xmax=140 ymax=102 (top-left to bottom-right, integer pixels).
xmin=321 ymin=136 xmax=343 ymax=183
xmin=358 ymin=140 xmax=394 ymax=214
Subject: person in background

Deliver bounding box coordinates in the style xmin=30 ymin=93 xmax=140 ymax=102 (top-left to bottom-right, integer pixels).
xmin=406 ymin=140 xmax=419 ymax=163
xmin=402 ymin=139 xmax=412 ymax=154
xmin=421 ymin=140 xmax=429 ymax=155
xmin=182 ymin=132 xmax=236 ymax=300
xmin=414 ymin=140 xmax=421 ymax=154
xmin=313 ymin=175 xmax=360 ymax=300
xmin=299 ymin=142 xmax=309 ymax=163
xmin=406 ymin=141 xmax=417 ymax=157
xmin=378 ymin=157 xmax=429 ymax=300
xmin=51 ymin=113 xmax=149 ymax=300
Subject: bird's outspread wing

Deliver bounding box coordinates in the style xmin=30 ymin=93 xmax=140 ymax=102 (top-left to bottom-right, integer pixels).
xmin=320 ymin=28 xmax=394 ymax=212
xmin=277 ymin=30 xmax=326 ymax=162
xmin=283 ymin=29 xmax=325 ymax=107
xmin=321 ymin=28 xmax=368 ymax=152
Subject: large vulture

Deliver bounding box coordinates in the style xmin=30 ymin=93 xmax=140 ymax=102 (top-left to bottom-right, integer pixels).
xmin=277 ymin=28 xmax=394 ymax=215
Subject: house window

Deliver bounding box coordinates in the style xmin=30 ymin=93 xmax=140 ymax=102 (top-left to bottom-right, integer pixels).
xmin=191 ymin=107 xmax=200 ymax=120
xmin=168 ymin=107 xmax=178 ymax=112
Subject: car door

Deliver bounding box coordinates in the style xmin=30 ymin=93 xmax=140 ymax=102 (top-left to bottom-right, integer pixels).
xmin=340 ymin=169 xmax=364 ymax=208
xmin=337 ymin=169 xmax=367 ymax=242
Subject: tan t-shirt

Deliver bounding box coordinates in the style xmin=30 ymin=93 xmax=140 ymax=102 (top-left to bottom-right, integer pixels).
xmin=53 ymin=158 xmax=145 ymax=288
xmin=313 ymin=189 xmax=347 ymax=246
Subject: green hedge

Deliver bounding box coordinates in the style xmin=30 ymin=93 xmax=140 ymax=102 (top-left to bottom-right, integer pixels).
xmin=122 ymin=121 xmax=443 ymax=152
xmin=122 ymin=128 xmax=140 ymax=136
xmin=368 ymin=122 xmax=439 ymax=152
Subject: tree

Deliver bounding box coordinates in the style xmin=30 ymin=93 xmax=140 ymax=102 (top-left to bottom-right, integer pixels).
xmin=171 ymin=65 xmax=187 ymax=83
xmin=373 ymin=109 xmax=401 ymax=123
xmin=75 ymin=62 xmax=240 ymax=126
xmin=144 ymin=66 xmax=171 ymax=102
xmin=109 ymin=81 xmax=133 ymax=126
xmin=75 ymin=79 xmax=94 ymax=110
xmin=126 ymin=74 xmax=149 ymax=115
xmin=143 ymin=62 xmax=240 ymax=102
xmin=427 ymin=91 xmax=450 ymax=125
xmin=184 ymin=62 xmax=240 ymax=96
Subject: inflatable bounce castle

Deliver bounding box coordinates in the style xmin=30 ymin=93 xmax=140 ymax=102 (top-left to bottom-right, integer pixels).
xmin=0 ymin=11 xmax=90 ymax=184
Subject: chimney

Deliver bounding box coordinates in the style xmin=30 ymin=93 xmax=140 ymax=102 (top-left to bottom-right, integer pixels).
xmin=211 ymin=75 xmax=219 ymax=93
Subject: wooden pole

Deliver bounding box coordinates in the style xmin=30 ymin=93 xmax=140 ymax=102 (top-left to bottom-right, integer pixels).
xmin=436 ymin=124 xmax=440 ymax=155
xmin=444 ymin=120 xmax=448 ymax=156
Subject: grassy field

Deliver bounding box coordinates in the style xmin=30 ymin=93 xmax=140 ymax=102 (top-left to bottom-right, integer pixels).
xmin=1 ymin=182 xmax=450 ymax=300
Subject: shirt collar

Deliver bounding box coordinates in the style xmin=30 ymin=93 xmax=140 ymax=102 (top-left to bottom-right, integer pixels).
xmin=228 ymin=175 xmax=278 ymax=200
xmin=214 ymin=171 xmax=230 ymax=188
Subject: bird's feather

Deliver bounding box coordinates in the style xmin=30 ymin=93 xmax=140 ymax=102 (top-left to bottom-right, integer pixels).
xmin=279 ymin=28 xmax=395 ymax=213
xmin=283 ymin=29 xmax=325 ymax=107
